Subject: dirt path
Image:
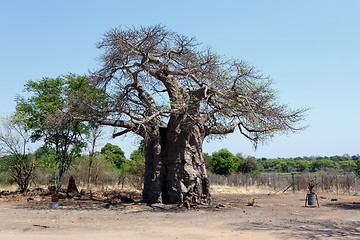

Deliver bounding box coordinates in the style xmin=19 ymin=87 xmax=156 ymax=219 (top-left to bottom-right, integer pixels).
xmin=1 ymin=192 xmax=360 ymax=239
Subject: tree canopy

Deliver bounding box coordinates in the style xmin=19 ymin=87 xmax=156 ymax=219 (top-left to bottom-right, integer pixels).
xmin=70 ymin=24 xmax=306 ymax=145
xmin=101 ymin=143 xmax=127 ymax=169
xmin=211 ymin=149 xmax=239 ymax=175
xmin=15 ymin=74 xmax=98 ymax=190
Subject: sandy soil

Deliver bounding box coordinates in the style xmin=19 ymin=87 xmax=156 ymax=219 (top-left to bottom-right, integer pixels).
xmin=0 ymin=189 xmax=360 ymax=240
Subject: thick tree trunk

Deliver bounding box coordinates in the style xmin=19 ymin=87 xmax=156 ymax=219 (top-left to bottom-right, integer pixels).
xmin=142 ymin=121 xmax=211 ymax=204
xmin=143 ymin=130 xmax=164 ymax=203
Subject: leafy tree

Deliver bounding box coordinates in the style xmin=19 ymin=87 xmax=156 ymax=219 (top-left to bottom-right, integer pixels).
xmin=237 ymin=154 xmax=263 ymax=175
xmin=310 ymin=159 xmax=339 ymax=172
xmin=33 ymin=146 xmax=57 ymax=180
xmin=101 ymin=143 xmax=127 ymax=169
xmin=15 ymin=74 xmax=95 ymax=191
xmin=259 ymin=160 xmax=275 ymax=171
xmin=69 ymin=25 xmax=307 ymax=203
xmin=0 ymin=114 xmax=36 ymax=193
xmin=128 ymin=140 xmax=146 ymax=177
xmin=330 ymin=155 xmax=345 ymax=162
xmin=293 ymin=160 xmax=311 ymax=172
xmin=211 ymin=149 xmax=239 ymax=175
xmin=354 ymin=160 xmax=360 ymax=176
xmin=339 ymin=160 xmax=355 ymax=172
xmin=272 ymin=159 xmax=289 ymax=172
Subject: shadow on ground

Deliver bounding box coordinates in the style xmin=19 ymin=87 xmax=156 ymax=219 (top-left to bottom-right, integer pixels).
xmin=322 ymin=201 xmax=360 ymax=210
xmin=14 ymin=197 xmax=191 ymax=213
xmin=235 ymin=218 xmax=360 ymax=239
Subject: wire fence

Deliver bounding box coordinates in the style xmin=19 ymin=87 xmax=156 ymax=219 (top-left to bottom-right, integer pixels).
xmin=208 ymin=171 xmax=359 ymax=194
xmin=1 ymin=170 xmax=359 ymax=195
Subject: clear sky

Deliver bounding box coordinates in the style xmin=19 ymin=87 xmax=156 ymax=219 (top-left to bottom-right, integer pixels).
xmin=0 ymin=0 xmax=359 ymax=158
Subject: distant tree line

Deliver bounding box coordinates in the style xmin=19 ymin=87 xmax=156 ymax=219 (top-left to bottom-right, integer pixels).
xmin=204 ymin=150 xmax=360 ymax=176
xmin=258 ymin=155 xmax=359 ymax=173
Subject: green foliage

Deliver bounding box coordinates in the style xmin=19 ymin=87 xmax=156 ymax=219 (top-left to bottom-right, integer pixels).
xmin=293 ymin=160 xmax=311 ymax=172
xmin=310 ymin=159 xmax=339 ymax=172
xmin=210 ymin=149 xmax=239 ymax=175
xmin=338 ymin=160 xmax=355 ymax=172
xmin=237 ymin=155 xmax=263 ymax=175
xmin=15 ymin=74 xmax=92 ymax=190
xmin=259 ymin=155 xmax=358 ymax=173
xmin=353 ymin=160 xmax=360 ymax=177
xmin=203 ymin=153 xmax=212 ymax=171
xmin=34 ymin=146 xmax=57 ymax=169
xmin=128 ymin=140 xmax=146 ymax=177
xmin=101 ymin=143 xmax=128 ymax=170
xmin=68 ymin=153 xmax=122 ymax=185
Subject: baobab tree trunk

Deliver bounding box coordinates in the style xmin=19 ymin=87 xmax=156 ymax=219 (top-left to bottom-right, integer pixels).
xmin=143 ymin=131 xmax=164 ymax=203
xmin=142 ymin=120 xmax=211 ymax=204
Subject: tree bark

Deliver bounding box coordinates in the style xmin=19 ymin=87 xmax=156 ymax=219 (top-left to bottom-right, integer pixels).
xmin=142 ymin=118 xmax=211 ymax=204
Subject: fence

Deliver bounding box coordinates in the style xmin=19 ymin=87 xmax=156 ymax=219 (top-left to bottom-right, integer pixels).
xmin=208 ymin=171 xmax=359 ymax=194
xmin=1 ymin=171 xmax=359 ymax=195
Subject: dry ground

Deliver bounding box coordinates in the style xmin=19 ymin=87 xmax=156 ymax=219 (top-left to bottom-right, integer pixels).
xmin=0 ymin=185 xmax=360 ymax=240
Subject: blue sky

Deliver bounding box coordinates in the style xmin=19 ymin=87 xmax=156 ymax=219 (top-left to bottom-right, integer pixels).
xmin=0 ymin=0 xmax=359 ymax=158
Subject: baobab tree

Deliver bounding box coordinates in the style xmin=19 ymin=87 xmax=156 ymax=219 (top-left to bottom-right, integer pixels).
xmin=70 ymin=25 xmax=306 ymax=204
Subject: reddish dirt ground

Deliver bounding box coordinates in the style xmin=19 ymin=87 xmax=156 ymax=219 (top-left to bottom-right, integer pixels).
xmin=0 ymin=190 xmax=360 ymax=239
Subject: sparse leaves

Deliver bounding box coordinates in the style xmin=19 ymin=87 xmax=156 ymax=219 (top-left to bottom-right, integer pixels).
xmin=80 ymin=25 xmax=306 ymax=146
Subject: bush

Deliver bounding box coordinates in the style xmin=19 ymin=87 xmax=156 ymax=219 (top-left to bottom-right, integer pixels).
xmin=101 ymin=143 xmax=127 ymax=169
xmin=67 ymin=153 xmax=123 ymax=186
xmin=210 ymin=149 xmax=239 ymax=175
xmin=237 ymin=156 xmax=263 ymax=175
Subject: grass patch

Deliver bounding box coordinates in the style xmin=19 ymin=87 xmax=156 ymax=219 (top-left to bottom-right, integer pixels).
xmin=210 ymin=184 xmax=272 ymax=194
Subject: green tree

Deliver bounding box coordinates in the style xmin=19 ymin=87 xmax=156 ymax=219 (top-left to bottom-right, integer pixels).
xmin=310 ymin=159 xmax=339 ymax=172
xmin=339 ymin=160 xmax=355 ymax=172
xmin=293 ymin=160 xmax=311 ymax=172
xmin=237 ymin=154 xmax=263 ymax=175
xmin=354 ymin=160 xmax=360 ymax=176
xmin=101 ymin=143 xmax=127 ymax=169
xmin=259 ymin=160 xmax=275 ymax=171
xmin=128 ymin=140 xmax=146 ymax=177
xmin=15 ymin=74 xmax=94 ymax=191
xmin=33 ymin=146 xmax=57 ymax=180
xmin=211 ymin=149 xmax=239 ymax=175
xmin=272 ymin=159 xmax=289 ymax=172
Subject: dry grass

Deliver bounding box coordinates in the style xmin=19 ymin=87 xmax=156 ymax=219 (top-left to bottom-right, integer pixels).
xmin=85 ymin=184 xmax=143 ymax=196
xmin=210 ymin=184 xmax=273 ymax=195
xmin=0 ymin=185 xmax=18 ymax=192
xmin=1 ymin=183 xmax=276 ymax=196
